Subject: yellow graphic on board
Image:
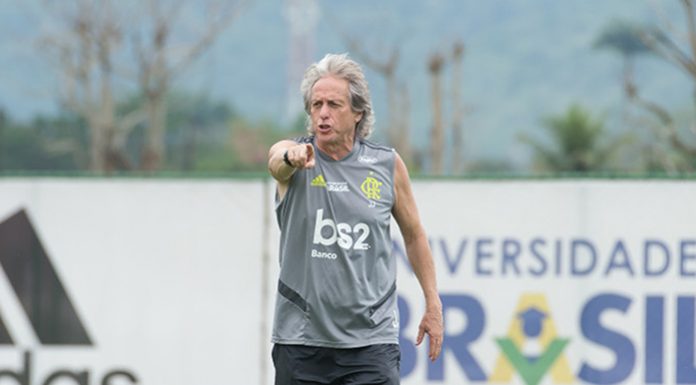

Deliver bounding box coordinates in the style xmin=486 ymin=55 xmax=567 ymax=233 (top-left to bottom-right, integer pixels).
xmin=490 ymin=293 xmax=574 ymax=384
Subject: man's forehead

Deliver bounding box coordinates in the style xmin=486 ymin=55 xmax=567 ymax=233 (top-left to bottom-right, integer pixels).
xmin=311 ymin=76 xmax=350 ymax=99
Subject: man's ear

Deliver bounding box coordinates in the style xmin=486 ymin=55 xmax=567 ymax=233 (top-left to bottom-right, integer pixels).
xmin=354 ymin=111 xmax=363 ymax=123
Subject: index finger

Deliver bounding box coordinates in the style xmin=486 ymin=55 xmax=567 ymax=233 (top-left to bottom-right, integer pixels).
xmin=304 ymin=143 xmax=316 ymax=168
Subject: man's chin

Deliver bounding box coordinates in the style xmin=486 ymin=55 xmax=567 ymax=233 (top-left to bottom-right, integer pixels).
xmin=315 ymin=131 xmax=334 ymax=141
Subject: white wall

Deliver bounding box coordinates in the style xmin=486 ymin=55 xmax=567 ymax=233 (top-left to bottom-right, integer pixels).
xmin=0 ymin=178 xmax=694 ymax=385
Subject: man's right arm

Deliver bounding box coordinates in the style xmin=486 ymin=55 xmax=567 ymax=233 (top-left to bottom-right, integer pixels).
xmin=268 ymin=140 xmax=315 ymax=199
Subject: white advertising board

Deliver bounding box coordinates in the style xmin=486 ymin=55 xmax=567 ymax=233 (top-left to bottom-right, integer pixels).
xmin=1 ymin=178 xmax=694 ymax=385
xmin=0 ymin=179 xmax=266 ymax=385
xmin=395 ymin=180 xmax=696 ymax=385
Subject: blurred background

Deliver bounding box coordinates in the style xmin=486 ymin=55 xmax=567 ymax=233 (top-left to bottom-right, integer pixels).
xmin=1 ymin=0 xmax=695 ymax=176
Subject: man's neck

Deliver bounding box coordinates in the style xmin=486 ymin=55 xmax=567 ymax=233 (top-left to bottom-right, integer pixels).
xmin=317 ymin=136 xmax=356 ymax=161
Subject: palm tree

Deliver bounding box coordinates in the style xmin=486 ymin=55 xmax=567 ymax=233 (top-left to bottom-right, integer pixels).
xmin=521 ymin=105 xmax=625 ymax=172
xmin=594 ymin=21 xmax=653 ymax=103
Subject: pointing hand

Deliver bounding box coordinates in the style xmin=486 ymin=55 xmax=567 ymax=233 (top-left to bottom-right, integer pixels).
xmin=285 ymin=144 xmax=315 ymax=169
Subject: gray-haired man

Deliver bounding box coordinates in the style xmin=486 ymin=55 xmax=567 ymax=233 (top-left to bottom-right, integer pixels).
xmin=267 ymin=53 xmax=442 ymax=384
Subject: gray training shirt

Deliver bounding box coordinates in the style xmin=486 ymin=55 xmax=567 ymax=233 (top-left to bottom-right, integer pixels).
xmin=272 ymin=136 xmax=398 ymax=348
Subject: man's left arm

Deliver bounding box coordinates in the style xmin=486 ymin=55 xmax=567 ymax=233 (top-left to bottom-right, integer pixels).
xmin=391 ymin=153 xmax=443 ymax=362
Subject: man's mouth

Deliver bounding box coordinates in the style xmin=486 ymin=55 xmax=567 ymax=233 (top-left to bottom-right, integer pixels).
xmin=317 ymin=124 xmax=331 ymax=133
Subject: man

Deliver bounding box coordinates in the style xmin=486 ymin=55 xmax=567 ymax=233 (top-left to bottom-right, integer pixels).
xmin=268 ymin=53 xmax=442 ymax=384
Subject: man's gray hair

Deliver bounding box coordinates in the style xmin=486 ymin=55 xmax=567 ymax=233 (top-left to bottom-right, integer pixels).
xmin=301 ymin=53 xmax=375 ymax=139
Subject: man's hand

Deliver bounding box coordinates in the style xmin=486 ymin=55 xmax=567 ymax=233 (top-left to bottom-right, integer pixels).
xmin=285 ymin=143 xmax=315 ymax=169
xmin=416 ymin=303 xmax=444 ymax=361
xmin=269 ymin=141 xmax=316 ymax=199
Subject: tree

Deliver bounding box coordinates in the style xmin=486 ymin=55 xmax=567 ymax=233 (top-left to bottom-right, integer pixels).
xmin=594 ymin=20 xmax=677 ymax=171
xmin=616 ymin=0 xmax=696 ymax=171
xmin=116 ymin=91 xmax=236 ymax=172
xmin=40 ymin=0 xmax=125 ymax=171
xmin=39 ymin=0 xmax=247 ymax=173
xmin=450 ymin=40 xmax=466 ymax=174
xmin=521 ymin=105 xmax=625 ymax=172
xmin=641 ymin=1 xmax=696 ymax=95
xmin=428 ymin=53 xmax=445 ymax=175
xmin=325 ymin=6 xmax=415 ymax=167
xmin=594 ymin=21 xmax=652 ymax=102
xmin=132 ymin=0 xmax=247 ymax=170
xmin=338 ymin=36 xmax=414 ymax=167
xmin=0 ymin=109 xmax=83 ymax=171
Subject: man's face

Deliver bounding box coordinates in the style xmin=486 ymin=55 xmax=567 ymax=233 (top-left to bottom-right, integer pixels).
xmin=310 ymin=75 xmax=362 ymax=148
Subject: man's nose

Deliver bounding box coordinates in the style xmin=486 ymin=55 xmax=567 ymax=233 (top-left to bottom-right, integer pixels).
xmin=319 ymin=104 xmax=330 ymax=117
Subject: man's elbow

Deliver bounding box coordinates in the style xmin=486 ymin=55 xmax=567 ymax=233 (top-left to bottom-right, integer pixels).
xmin=403 ymin=227 xmax=428 ymax=249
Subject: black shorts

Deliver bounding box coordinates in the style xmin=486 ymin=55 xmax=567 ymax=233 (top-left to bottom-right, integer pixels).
xmin=272 ymin=343 xmax=400 ymax=385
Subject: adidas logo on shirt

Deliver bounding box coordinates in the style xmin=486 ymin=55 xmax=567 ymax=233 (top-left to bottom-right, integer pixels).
xmin=311 ymin=175 xmax=327 ymax=187
xmin=311 ymin=175 xmax=349 ymax=193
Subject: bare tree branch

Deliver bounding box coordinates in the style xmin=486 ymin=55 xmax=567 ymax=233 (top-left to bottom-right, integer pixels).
xmin=681 ymin=0 xmax=696 ymax=60
xmin=328 ymin=18 xmax=417 ymax=165
xmin=642 ymin=28 xmax=696 ymax=77
xmin=38 ymin=0 xmax=248 ymax=171
xmin=649 ymin=0 xmax=683 ymax=37
xmin=627 ymin=76 xmax=696 ymax=157
xmin=167 ymin=0 xmax=248 ymax=79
